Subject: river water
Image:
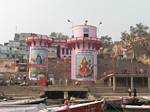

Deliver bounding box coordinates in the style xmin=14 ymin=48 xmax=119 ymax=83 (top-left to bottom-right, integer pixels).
xmin=103 ymin=109 xmax=123 ymax=112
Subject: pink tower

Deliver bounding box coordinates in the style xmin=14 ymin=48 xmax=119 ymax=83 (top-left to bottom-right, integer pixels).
xmin=67 ymin=25 xmax=101 ymax=81
xmin=26 ymin=35 xmax=52 ymax=80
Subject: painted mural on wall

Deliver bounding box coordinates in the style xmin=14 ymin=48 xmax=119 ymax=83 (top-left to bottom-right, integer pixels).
xmin=30 ymin=47 xmax=48 ymax=65
xmin=29 ymin=47 xmax=48 ymax=80
xmin=76 ymin=51 xmax=94 ymax=79
xmin=29 ymin=67 xmax=48 ymax=79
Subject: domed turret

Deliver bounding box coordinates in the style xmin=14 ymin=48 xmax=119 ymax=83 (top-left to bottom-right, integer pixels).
xmin=67 ymin=24 xmax=102 ymax=81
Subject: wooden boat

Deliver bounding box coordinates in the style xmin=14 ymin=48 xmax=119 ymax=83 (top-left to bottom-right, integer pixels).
xmin=104 ymin=97 xmax=135 ymax=109
xmin=48 ymin=99 xmax=104 ymax=112
xmin=0 ymin=97 xmax=46 ymax=105
xmin=122 ymin=97 xmax=150 ymax=112
xmin=122 ymin=104 xmax=150 ymax=112
xmin=0 ymin=99 xmax=104 ymax=112
xmin=0 ymin=104 xmax=39 ymax=112
xmin=0 ymin=92 xmax=14 ymax=101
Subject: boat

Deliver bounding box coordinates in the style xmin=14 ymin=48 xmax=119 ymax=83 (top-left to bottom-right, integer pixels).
xmin=0 ymin=99 xmax=104 ymax=112
xmin=122 ymin=97 xmax=150 ymax=112
xmin=0 ymin=104 xmax=40 ymax=112
xmin=0 ymin=97 xmax=46 ymax=105
xmin=122 ymin=104 xmax=150 ymax=112
xmin=47 ymin=99 xmax=105 ymax=112
xmin=104 ymin=96 xmax=135 ymax=109
xmin=0 ymin=92 xmax=14 ymax=101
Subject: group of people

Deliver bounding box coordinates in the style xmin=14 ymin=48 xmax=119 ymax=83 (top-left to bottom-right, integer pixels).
xmin=64 ymin=96 xmax=77 ymax=105
xmin=128 ymin=88 xmax=137 ymax=97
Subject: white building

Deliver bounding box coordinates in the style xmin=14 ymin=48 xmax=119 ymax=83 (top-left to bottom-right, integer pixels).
xmin=0 ymin=44 xmax=9 ymax=58
xmin=48 ymin=46 xmax=57 ymax=59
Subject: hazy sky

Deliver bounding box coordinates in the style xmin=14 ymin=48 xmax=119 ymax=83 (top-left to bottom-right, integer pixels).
xmin=0 ymin=0 xmax=150 ymax=44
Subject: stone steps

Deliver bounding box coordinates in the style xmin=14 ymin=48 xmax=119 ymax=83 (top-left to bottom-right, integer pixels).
xmin=0 ymin=86 xmax=43 ymax=97
xmin=94 ymin=92 xmax=150 ymax=97
xmin=88 ymin=81 xmax=113 ymax=95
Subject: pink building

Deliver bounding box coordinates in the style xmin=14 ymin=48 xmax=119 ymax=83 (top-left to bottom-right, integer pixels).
xmin=67 ymin=25 xmax=101 ymax=81
xmin=26 ymin=24 xmax=101 ymax=82
xmin=26 ymin=36 xmax=52 ymax=80
xmin=52 ymin=39 xmax=71 ymax=59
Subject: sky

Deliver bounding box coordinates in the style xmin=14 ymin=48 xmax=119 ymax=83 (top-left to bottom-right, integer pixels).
xmin=0 ymin=0 xmax=150 ymax=44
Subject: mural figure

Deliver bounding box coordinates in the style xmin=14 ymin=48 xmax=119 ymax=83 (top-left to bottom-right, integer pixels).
xmin=79 ymin=56 xmax=93 ymax=77
xmin=36 ymin=54 xmax=42 ymax=64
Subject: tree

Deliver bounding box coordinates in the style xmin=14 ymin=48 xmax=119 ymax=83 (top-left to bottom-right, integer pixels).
xmin=130 ymin=23 xmax=149 ymax=37
xmin=50 ymin=32 xmax=57 ymax=37
xmin=101 ymin=35 xmax=113 ymax=48
xmin=121 ymin=31 xmax=131 ymax=48
xmin=50 ymin=32 xmax=69 ymax=39
xmin=120 ymin=23 xmax=150 ymax=58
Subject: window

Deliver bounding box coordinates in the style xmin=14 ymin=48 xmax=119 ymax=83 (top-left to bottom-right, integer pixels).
xmin=83 ymin=28 xmax=89 ymax=37
xmin=77 ymin=43 xmax=80 ymax=49
xmin=83 ymin=28 xmax=89 ymax=33
xmin=84 ymin=34 xmax=89 ymax=37
xmin=66 ymin=48 xmax=69 ymax=55
xmin=62 ymin=48 xmax=65 ymax=54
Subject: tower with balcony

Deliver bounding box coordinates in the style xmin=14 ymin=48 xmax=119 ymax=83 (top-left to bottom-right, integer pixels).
xmin=67 ymin=24 xmax=101 ymax=81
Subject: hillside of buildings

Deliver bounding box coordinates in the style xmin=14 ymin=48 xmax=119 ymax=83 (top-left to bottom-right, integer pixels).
xmin=47 ymin=55 xmax=149 ymax=82
xmin=0 ymin=23 xmax=150 ymax=83
xmin=1 ymin=23 xmax=150 ymax=97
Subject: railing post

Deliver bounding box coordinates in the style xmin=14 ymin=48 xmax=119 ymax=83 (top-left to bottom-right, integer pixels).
xmin=113 ymin=75 xmax=116 ymax=92
xmin=148 ymin=77 xmax=150 ymax=91
xmin=131 ymin=76 xmax=133 ymax=90
xmin=109 ymin=77 xmax=112 ymax=87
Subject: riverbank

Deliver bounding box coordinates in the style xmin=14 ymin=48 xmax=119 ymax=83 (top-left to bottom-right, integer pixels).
xmin=1 ymin=85 xmax=150 ymax=98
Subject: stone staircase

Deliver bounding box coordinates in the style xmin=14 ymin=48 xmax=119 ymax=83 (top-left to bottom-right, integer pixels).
xmin=0 ymin=86 xmax=43 ymax=97
xmin=87 ymin=79 xmax=150 ymax=97
xmin=88 ymin=80 xmax=113 ymax=97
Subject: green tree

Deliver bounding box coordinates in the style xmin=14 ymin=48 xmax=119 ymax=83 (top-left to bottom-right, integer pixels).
xmin=130 ymin=23 xmax=149 ymax=37
xmin=50 ymin=32 xmax=57 ymax=37
xmin=120 ymin=23 xmax=150 ymax=58
xmin=50 ymin=32 xmax=69 ymax=39
xmin=101 ymin=35 xmax=113 ymax=48
xmin=121 ymin=31 xmax=131 ymax=48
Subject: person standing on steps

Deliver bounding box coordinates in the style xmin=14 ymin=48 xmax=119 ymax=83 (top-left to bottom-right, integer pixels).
xmin=128 ymin=88 xmax=132 ymax=97
xmin=64 ymin=97 xmax=70 ymax=105
xmin=133 ymin=88 xmax=137 ymax=97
